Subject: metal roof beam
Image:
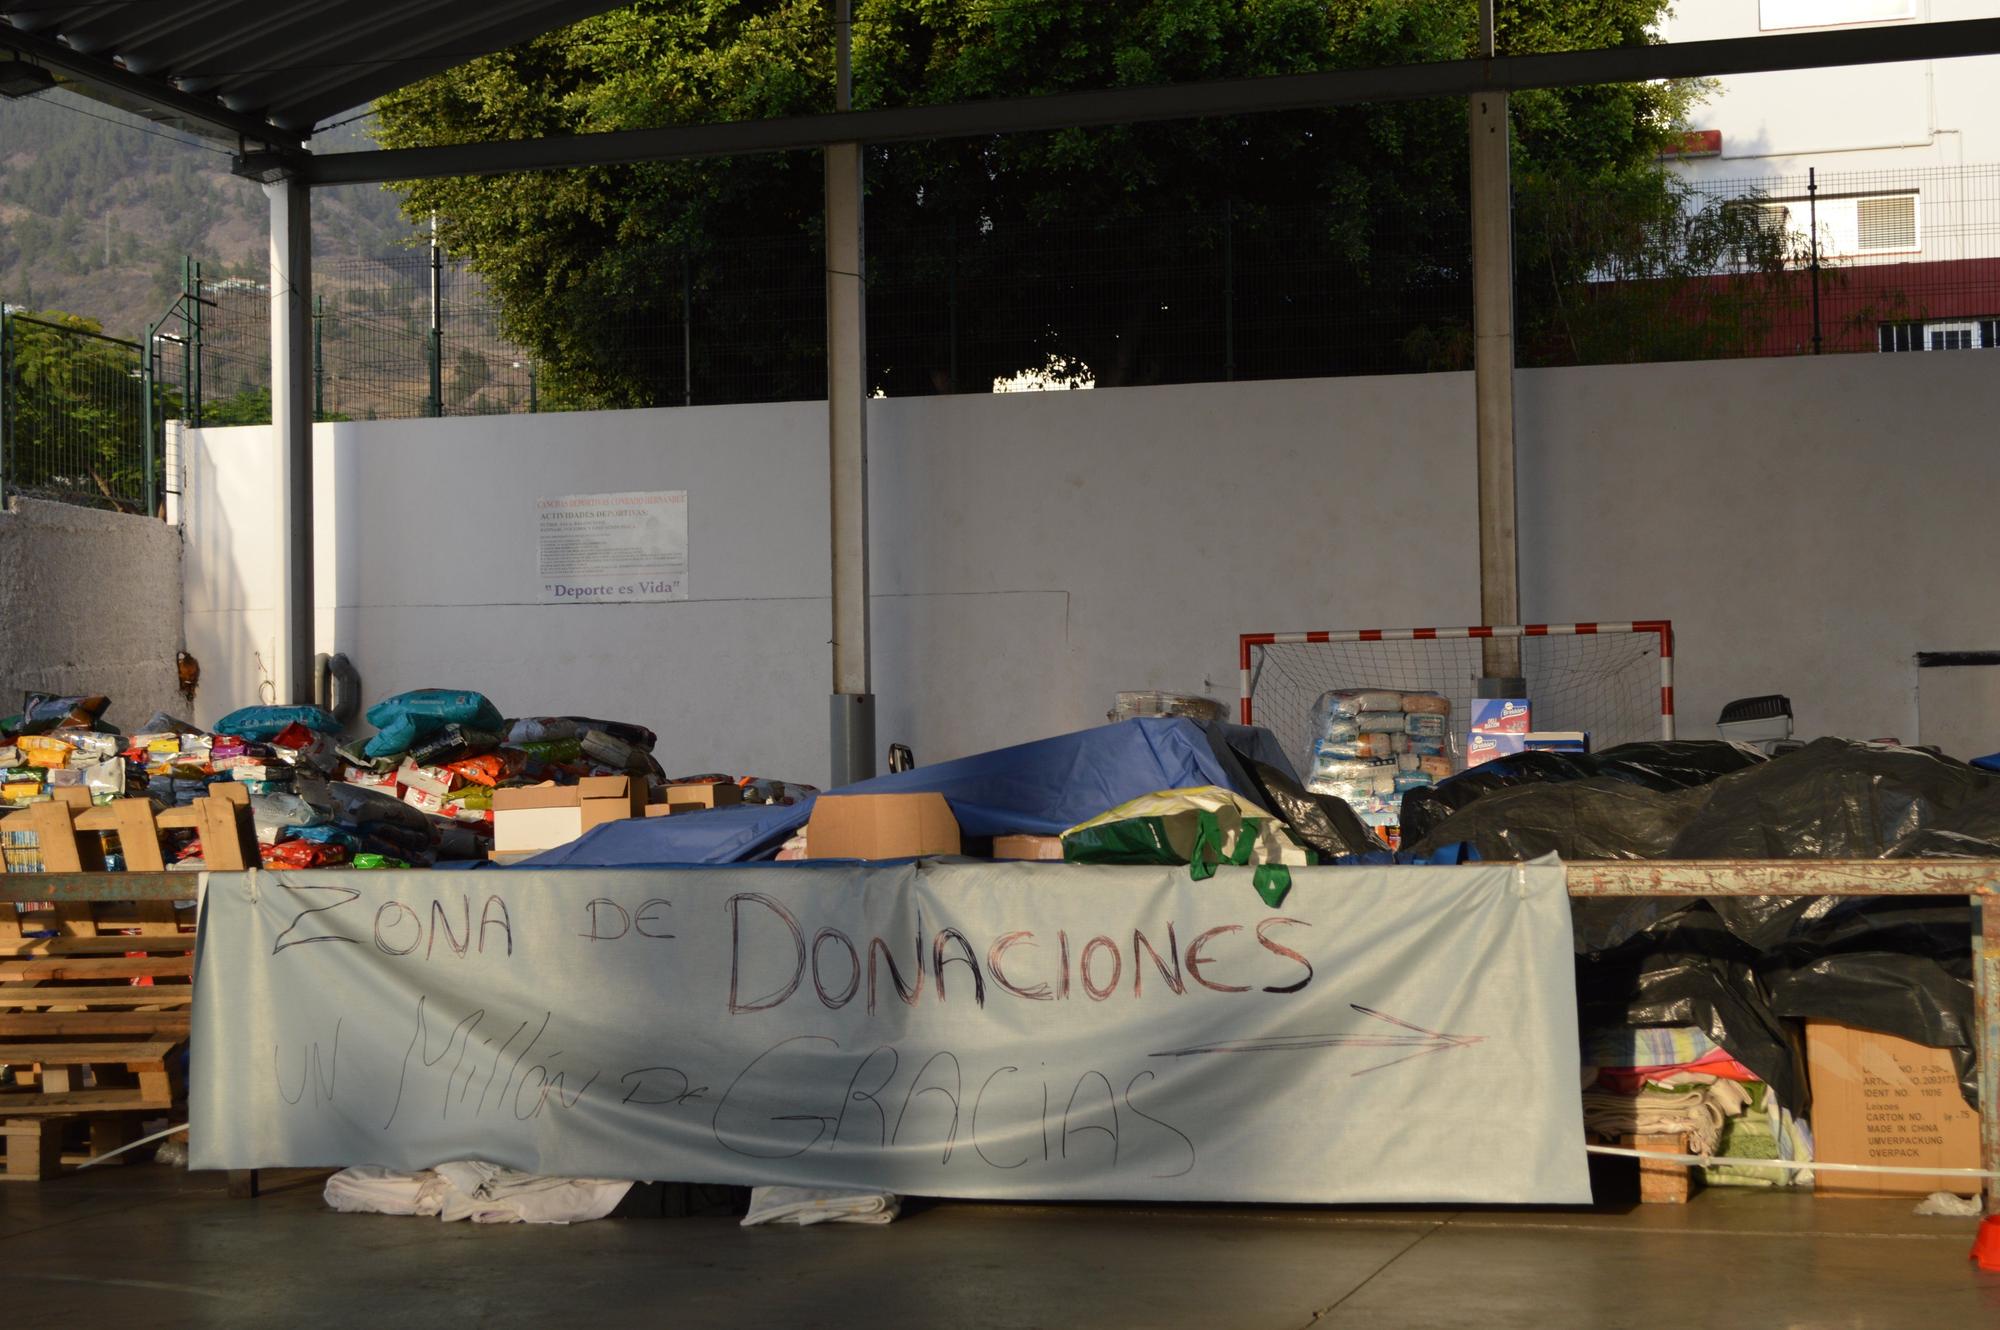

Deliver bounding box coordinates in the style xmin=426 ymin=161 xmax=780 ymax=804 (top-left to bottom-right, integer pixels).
xmin=300 ymin=16 xmax=2000 ymax=186
xmin=0 ymin=19 xmax=299 ymax=147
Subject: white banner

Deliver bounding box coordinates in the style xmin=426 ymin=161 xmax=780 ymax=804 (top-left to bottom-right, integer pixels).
xmin=191 ymin=860 xmax=1588 ymax=1203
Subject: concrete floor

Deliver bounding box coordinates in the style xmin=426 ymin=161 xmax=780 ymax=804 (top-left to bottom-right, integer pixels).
xmin=2 ymin=1165 xmax=1996 ymax=1329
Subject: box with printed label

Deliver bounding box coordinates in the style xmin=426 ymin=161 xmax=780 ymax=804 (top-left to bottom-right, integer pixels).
xmin=1466 ymin=732 xmax=1526 ymax=767
xmin=1805 ymin=1020 xmax=1982 ymax=1197
xmin=1470 ymin=698 xmax=1532 ymax=735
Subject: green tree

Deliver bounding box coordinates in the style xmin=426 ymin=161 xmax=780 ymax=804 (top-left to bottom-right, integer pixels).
xmin=200 ymin=384 xmax=272 ymax=426
xmin=2 ymin=310 xmax=175 ymax=510
xmin=376 ymin=0 xmax=1706 ymax=403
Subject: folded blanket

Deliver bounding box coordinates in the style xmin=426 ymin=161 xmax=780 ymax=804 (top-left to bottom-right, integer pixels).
xmin=1583 ymin=1081 xmax=1739 ymax=1154
xmin=742 ymin=1186 xmax=901 ymax=1227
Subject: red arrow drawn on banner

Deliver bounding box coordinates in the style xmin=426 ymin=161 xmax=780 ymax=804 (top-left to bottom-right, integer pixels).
xmin=1148 ymin=1005 xmax=1486 ymax=1076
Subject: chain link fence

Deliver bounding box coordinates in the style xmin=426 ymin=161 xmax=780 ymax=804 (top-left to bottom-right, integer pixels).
xmin=11 ymin=162 xmax=1999 ymax=506
xmin=0 ymin=310 xmax=165 ymax=512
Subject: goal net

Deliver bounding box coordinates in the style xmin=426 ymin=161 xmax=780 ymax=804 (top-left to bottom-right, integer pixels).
xmin=1240 ymin=622 xmax=1674 ymax=782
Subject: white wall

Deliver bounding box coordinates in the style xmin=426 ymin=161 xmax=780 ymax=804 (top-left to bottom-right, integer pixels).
xmin=0 ymin=497 xmax=186 ymax=730
xmin=182 ymin=403 xmax=834 ymax=778
xmin=1516 ymin=351 xmax=2000 ymax=745
xmin=183 ymin=376 xmax=1479 ymax=783
xmin=182 ymin=352 xmax=2000 ymax=783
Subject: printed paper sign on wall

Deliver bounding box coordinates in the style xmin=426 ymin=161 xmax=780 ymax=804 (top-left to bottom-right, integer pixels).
xmin=190 ymin=861 xmax=1589 ymax=1203
xmin=537 ymin=490 xmax=687 ymax=603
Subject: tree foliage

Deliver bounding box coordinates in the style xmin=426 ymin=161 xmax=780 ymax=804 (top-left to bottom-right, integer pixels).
xmin=376 ymin=0 xmax=1711 ymax=404
xmin=2 ymin=310 xmax=174 ymax=510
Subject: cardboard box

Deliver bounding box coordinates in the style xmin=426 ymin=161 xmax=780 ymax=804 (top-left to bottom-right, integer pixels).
xmin=1470 ymin=698 xmax=1532 ymax=736
xmin=1523 ymin=731 xmax=1590 ymax=754
xmin=664 ymin=782 xmax=743 ymax=814
xmin=806 ymin=793 xmax=961 ymax=860
xmin=1466 ymin=732 xmax=1526 ymax=767
xmin=992 ymin=834 xmax=1064 ymax=861
xmin=492 ymin=776 xmax=642 ymax=853
xmin=1805 ymin=1020 xmax=1982 ymax=1196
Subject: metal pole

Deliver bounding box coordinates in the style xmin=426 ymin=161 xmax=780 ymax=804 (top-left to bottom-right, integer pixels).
xmin=1980 ymin=892 xmax=2000 ymax=1215
xmin=179 ymin=257 xmax=192 ymax=425
xmin=1223 ymin=200 xmax=1236 ymax=382
xmin=528 ymin=363 xmax=539 ymax=414
xmin=142 ymin=320 xmax=156 ymax=517
xmin=313 ymin=294 xmax=325 ymax=421
xmin=681 ymin=250 xmax=693 ymax=407
xmin=947 ymin=221 xmax=959 ymax=393
xmin=827 ymin=0 xmax=875 ymax=785
xmin=0 ymin=311 xmax=10 ymax=501
xmin=1471 ymin=0 xmax=1522 ymax=689
xmin=190 ymin=260 xmax=202 ymax=427
xmin=266 ymin=175 xmax=316 ymax=705
xmin=1809 ymin=167 xmax=1823 ymax=355
xmin=429 ymin=212 xmax=444 ymax=417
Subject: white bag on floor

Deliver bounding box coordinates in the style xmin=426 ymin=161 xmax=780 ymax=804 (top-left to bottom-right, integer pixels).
xmin=324 ymin=1161 xmax=630 ymax=1225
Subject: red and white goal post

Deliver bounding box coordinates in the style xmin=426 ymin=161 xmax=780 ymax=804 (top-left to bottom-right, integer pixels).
xmin=1239 ymin=621 xmax=1675 ymax=777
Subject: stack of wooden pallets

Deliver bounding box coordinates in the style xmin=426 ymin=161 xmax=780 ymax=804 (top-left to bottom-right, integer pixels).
xmin=0 ymin=784 xmax=251 ymax=1180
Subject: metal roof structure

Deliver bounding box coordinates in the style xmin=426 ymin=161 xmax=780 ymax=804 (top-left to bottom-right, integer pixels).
xmin=0 ymin=1 xmax=622 ymax=146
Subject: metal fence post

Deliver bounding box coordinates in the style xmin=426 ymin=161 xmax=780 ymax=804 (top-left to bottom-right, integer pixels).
xmin=428 ymin=215 xmax=444 ymax=417
xmin=142 ymin=320 xmax=157 ymax=517
xmin=528 ymin=363 xmax=538 ymax=414
xmin=189 ymin=259 xmax=203 ymax=427
xmin=1809 ymin=167 xmax=1822 ymax=355
xmin=947 ymin=222 xmax=959 ymax=393
xmin=179 ymin=258 xmax=193 ymax=425
xmin=682 ymin=250 xmax=694 ymax=407
xmin=313 ymin=294 xmax=325 ymax=421
xmin=1223 ymin=200 xmax=1237 ymax=382
xmin=0 ymin=310 xmax=10 ymax=501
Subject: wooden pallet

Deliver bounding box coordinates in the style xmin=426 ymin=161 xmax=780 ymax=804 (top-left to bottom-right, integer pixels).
xmin=0 ymin=892 xmax=195 ymax=1181
xmin=0 ymin=783 xmax=258 ymax=875
xmin=2 ymin=1113 xmax=161 ymax=1181
xmin=1596 ymin=1132 xmax=1697 ymax=1205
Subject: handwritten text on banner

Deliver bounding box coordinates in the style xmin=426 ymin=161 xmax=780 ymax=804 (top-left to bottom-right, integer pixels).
xmin=191 ymin=860 xmax=1587 ymax=1203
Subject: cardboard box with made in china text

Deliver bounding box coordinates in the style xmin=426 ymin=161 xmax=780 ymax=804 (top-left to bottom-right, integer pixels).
xmin=806 ymin=793 xmax=960 ymax=860
xmin=1804 ymin=1020 xmax=1982 ymax=1197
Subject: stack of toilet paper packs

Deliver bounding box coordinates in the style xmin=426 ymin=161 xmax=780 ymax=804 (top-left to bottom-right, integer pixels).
xmin=1304 ymin=689 xmax=1456 ymax=834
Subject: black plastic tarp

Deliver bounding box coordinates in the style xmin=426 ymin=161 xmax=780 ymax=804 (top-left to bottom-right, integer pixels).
xmin=1413 ymin=738 xmax=1990 ymax=1110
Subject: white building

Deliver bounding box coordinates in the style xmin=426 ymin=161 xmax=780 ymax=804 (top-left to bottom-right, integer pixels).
xmin=1661 ymin=0 xmax=2000 ymax=351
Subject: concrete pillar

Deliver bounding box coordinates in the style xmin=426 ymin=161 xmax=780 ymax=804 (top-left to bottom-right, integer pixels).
xmin=1470 ymin=0 xmax=1521 ymax=688
xmin=266 ymin=175 xmax=315 ymax=706
xmin=826 ymin=0 xmax=873 ymax=784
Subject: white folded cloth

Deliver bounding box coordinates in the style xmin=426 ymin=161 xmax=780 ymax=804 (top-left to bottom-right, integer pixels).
xmin=741 ymin=1186 xmax=900 ymax=1227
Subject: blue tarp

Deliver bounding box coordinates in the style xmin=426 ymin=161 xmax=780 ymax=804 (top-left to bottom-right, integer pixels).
xmin=1974 ymin=751 xmax=2000 ymax=774
xmin=518 ymin=717 xmax=1248 ymax=868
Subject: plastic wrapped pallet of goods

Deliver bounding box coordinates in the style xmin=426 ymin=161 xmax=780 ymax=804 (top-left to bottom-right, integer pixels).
xmin=1109 ymin=691 xmax=1225 ymax=724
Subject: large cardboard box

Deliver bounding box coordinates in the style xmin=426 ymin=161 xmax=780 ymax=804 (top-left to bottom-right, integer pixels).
xmin=806 ymin=793 xmax=960 ymax=860
xmin=1804 ymin=1020 xmax=1982 ymax=1196
xmin=492 ymin=776 xmax=642 ymax=853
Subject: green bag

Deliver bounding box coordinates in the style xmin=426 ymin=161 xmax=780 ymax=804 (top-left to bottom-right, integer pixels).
xmin=1061 ymin=786 xmax=1312 ymax=907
